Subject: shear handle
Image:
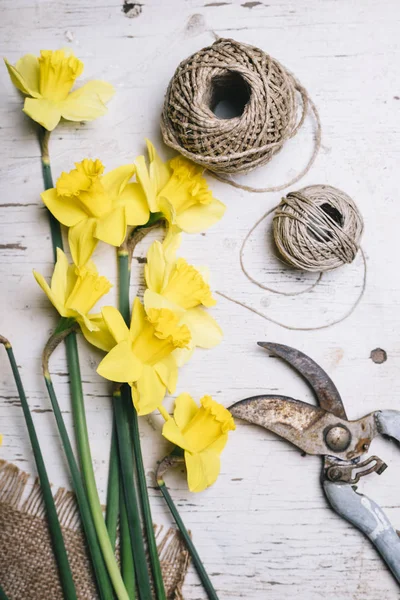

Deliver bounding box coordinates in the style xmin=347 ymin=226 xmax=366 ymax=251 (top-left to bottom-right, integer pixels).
xmin=323 ymin=481 xmax=400 ymax=584
xmin=375 ymin=410 xmax=400 ymax=444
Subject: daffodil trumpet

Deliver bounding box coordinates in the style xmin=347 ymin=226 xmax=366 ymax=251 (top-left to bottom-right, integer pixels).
xmin=0 ymin=336 xmax=78 ymax=600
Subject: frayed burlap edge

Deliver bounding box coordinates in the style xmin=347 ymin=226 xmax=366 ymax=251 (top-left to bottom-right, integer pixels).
xmin=0 ymin=460 xmax=190 ymax=600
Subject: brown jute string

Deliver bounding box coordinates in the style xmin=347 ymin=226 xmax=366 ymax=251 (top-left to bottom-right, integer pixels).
xmin=161 ymin=38 xmax=321 ymax=193
xmin=217 ymin=185 xmax=367 ymax=331
xmin=0 ymin=460 xmax=190 ymax=600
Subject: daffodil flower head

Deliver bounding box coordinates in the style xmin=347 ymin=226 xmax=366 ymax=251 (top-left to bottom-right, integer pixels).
xmin=33 ymin=248 xmax=112 ymax=332
xmin=97 ymin=299 xmax=191 ymax=415
xmin=41 ymin=158 xmax=150 ymax=266
xmin=144 ymin=238 xmax=222 ymax=366
xmin=162 ymin=393 xmax=236 ymax=493
xmin=4 ymin=49 xmax=115 ymax=131
xmin=135 ymin=140 xmax=226 ymax=233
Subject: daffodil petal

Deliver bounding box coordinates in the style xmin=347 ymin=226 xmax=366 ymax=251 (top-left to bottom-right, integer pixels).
xmin=116 ymin=183 xmax=149 ymax=226
xmin=154 ymin=354 xmax=177 ymax=394
xmin=77 ymin=312 xmax=97 ymax=332
xmin=130 ymin=298 xmax=146 ymax=341
xmin=69 ymin=218 xmax=98 ymax=267
xmin=143 ymin=289 xmax=184 ymax=316
xmin=33 ymin=270 xmax=67 ymax=317
xmin=146 ymin=139 xmax=171 ymax=195
xmin=158 ymin=197 xmax=176 ymax=227
xmin=181 ymin=308 xmax=222 ymax=348
xmin=145 ymin=241 xmax=166 ymax=293
xmin=23 ymin=97 xmax=61 ymax=131
xmin=135 ymin=155 xmax=159 ymax=213
xmin=59 ymin=80 xmax=115 ymax=122
xmin=135 ymin=365 xmax=166 ymax=415
xmin=16 ymin=54 xmax=41 ymax=95
xmin=102 ymin=306 xmax=130 ymax=344
xmin=41 ymin=188 xmax=88 ymax=227
xmin=162 ymin=419 xmax=193 ymax=452
xmin=173 ymin=343 xmax=195 ymax=367
xmin=80 ymin=314 xmax=116 ymax=352
xmin=102 ymin=164 xmax=135 ymax=200
xmin=50 ymin=248 xmax=69 ymax=304
xmin=94 ymin=206 xmax=127 ymax=247
xmin=4 ymin=55 xmax=41 ymax=97
xmin=163 ymin=228 xmax=181 ymax=260
xmin=185 ymin=450 xmax=221 ymax=493
xmin=97 ymin=340 xmax=143 ymax=383
xmin=207 ymin=433 xmax=228 ymax=455
xmin=176 ymin=199 xmax=226 ymax=233
xmin=173 ymin=392 xmax=199 ymax=430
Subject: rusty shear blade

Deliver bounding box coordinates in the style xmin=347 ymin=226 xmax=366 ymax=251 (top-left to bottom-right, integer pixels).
xmin=230 ymin=395 xmax=341 ymax=457
xmin=230 ymin=395 xmax=377 ymax=460
xmin=258 ymin=342 xmax=347 ymax=420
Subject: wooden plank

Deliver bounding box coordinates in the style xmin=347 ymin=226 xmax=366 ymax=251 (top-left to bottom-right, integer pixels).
xmin=1 ymin=1 xmax=400 ymax=597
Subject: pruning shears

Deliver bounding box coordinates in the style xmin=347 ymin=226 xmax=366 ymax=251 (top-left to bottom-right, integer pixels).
xmin=230 ymin=342 xmax=400 ymax=584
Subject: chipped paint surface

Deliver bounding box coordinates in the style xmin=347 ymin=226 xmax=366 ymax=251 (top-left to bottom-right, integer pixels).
xmin=370 ymin=348 xmax=387 ymax=364
xmin=1 ymin=1 xmax=400 ymax=598
xmin=361 ymin=497 xmax=391 ymax=541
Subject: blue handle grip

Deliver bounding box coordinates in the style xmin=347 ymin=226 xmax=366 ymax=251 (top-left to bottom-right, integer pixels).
xmin=324 ymin=480 xmax=400 ymax=584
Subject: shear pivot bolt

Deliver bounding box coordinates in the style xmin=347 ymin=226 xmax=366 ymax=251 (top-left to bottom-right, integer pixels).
xmin=325 ymin=425 xmax=351 ymax=452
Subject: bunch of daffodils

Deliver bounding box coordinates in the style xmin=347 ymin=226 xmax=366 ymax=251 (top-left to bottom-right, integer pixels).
xmin=34 ymin=139 xmax=234 ymax=492
xmin=5 ymin=48 xmax=235 ymax=600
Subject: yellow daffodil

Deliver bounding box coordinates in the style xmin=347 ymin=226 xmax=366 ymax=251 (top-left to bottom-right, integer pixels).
xmin=136 ymin=140 xmax=226 ymax=233
xmin=33 ymin=248 xmax=112 ymax=332
xmin=4 ymin=49 xmax=114 ymax=131
xmin=144 ymin=237 xmax=222 ymax=365
xmin=79 ymin=313 xmax=116 ymax=352
xmin=41 ymin=158 xmax=150 ymax=266
xmin=162 ymin=393 xmax=235 ymax=493
xmin=97 ymin=299 xmax=191 ymax=415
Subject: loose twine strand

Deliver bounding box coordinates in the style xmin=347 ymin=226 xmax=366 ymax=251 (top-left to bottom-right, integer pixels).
xmin=216 ymin=187 xmax=367 ymax=331
xmin=161 ymin=38 xmax=321 ymax=193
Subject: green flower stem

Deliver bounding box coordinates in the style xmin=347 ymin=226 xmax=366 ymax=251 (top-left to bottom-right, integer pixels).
xmin=38 ymin=128 xmax=128 ymax=599
xmin=119 ymin=479 xmax=137 ymax=599
xmin=131 ymin=404 xmax=166 ymax=599
xmin=118 ymin=246 xmax=166 ymax=600
xmin=115 ymin=249 xmax=138 ymax=591
xmin=39 ymin=128 xmax=63 ymax=260
xmin=43 ymin=370 xmax=113 ymax=600
xmin=105 ymin=425 xmax=120 ymax=551
xmin=0 ymin=337 xmax=77 ymax=600
xmin=0 ymin=582 xmax=10 ymax=600
xmin=65 ymin=332 xmax=130 ymax=600
xmin=157 ymin=465 xmax=219 ymax=600
xmin=113 ymin=388 xmax=153 ymax=600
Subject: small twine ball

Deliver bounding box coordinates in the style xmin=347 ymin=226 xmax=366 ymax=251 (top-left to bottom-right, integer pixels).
xmin=273 ymin=185 xmax=364 ymax=272
xmin=161 ymin=38 xmax=305 ymax=175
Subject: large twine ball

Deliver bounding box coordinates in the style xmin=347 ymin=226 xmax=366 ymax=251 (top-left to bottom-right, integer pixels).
xmin=273 ymin=185 xmax=364 ymax=272
xmin=161 ymin=38 xmax=305 ymax=175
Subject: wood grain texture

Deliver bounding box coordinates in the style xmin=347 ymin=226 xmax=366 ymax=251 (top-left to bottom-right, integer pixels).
xmin=1 ymin=1 xmax=400 ymax=598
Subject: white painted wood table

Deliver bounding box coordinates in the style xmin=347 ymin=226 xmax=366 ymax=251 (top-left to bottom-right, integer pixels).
xmin=1 ymin=1 xmax=400 ymax=598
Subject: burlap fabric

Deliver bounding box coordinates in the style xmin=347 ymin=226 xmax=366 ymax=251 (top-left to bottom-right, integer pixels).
xmin=0 ymin=461 xmax=190 ymax=599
